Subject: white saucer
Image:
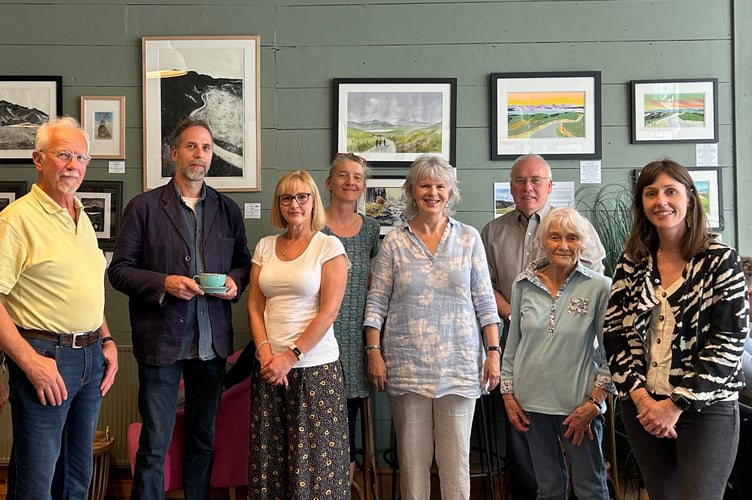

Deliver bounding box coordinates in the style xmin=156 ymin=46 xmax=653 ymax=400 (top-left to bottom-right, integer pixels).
xmin=200 ymin=286 xmax=230 ymax=294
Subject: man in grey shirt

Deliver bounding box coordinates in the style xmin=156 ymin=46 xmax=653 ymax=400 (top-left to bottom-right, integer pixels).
xmin=481 ymin=153 xmax=605 ymax=499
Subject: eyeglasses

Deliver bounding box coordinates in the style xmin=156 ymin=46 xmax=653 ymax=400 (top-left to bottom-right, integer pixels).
xmin=41 ymin=150 xmax=92 ymax=165
xmin=278 ymin=193 xmax=312 ymax=205
xmin=334 ymin=152 xmax=367 ymax=167
xmin=512 ymin=176 xmax=550 ymax=187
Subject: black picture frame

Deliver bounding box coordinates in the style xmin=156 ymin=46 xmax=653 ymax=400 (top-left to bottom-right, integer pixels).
xmin=630 ymin=78 xmax=718 ymax=144
xmin=0 ymin=76 xmax=63 ymax=163
xmin=0 ymin=181 xmax=28 ymax=212
xmin=490 ymin=71 xmax=602 ymax=160
xmin=76 ymin=181 xmax=123 ymax=250
xmin=333 ymin=78 xmax=457 ymax=168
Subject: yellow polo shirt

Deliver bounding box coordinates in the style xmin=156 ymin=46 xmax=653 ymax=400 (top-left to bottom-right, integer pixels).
xmin=0 ymin=184 xmax=106 ymax=333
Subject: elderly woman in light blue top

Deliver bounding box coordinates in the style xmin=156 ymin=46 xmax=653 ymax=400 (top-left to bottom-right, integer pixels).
xmin=364 ymin=155 xmax=500 ymax=500
xmin=501 ymin=207 xmax=614 ymax=500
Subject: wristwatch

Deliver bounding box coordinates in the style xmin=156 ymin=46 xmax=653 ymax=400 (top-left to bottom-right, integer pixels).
xmin=289 ymin=343 xmax=305 ymax=361
xmin=670 ymin=393 xmax=692 ymax=411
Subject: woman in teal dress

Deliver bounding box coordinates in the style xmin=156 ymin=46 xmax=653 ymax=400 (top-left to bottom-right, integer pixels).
xmin=323 ymin=153 xmax=381 ymax=485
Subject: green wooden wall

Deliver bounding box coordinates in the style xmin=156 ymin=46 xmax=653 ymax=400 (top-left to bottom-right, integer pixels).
xmin=0 ymin=0 xmax=749 ymax=470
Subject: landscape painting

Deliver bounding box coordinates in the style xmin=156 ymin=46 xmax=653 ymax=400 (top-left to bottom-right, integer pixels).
xmin=0 ymin=76 xmax=62 ymax=163
xmin=631 ymin=79 xmax=717 ymax=143
xmin=334 ymin=79 xmax=456 ymax=168
xmin=357 ymin=177 xmax=407 ymax=235
xmin=143 ymin=36 xmax=260 ymax=191
xmin=506 ymin=91 xmax=586 ymax=139
xmin=490 ymin=72 xmax=601 ymax=160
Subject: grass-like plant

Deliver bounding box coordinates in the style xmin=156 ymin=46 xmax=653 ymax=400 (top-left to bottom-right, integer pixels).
xmin=576 ymin=183 xmax=634 ymax=277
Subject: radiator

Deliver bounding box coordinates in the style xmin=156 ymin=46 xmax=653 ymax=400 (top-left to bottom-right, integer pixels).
xmin=0 ymin=346 xmax=140 ymax=467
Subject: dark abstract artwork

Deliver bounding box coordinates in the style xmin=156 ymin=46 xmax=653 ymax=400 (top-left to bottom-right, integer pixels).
xmin=159 ymin=71 xmax=243 ymax=178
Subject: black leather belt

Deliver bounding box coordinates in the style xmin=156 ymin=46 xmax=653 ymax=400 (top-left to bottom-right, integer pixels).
xmin=17 ymin=327 xmax=102 ymax=348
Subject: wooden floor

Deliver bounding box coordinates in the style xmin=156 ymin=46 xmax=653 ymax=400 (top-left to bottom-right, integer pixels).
xmin=0 ymin=466 xmax=643 ymax=499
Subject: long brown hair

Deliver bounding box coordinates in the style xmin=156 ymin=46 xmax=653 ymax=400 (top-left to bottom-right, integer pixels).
xmin=624 ymin=159 xmax=710 ymax=261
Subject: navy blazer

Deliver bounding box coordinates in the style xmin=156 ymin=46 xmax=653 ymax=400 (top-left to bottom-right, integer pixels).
xmin=108 ymin=179 xmax=250 ymax=365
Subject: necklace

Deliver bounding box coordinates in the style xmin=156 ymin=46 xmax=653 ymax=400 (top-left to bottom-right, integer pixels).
xmin=279 ymin=233 xmax=313 ymax=257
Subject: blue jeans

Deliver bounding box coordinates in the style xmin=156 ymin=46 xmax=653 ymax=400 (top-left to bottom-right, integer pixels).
xmin=525 ymin=412 xmax=609 ymax=500
xmin=6 ymin=337 xmax=105 ymax=500
xmin=621 ymin=397 xmax=739 ymax=500
xmin=131 ymin=357 xmax=225 ymax=500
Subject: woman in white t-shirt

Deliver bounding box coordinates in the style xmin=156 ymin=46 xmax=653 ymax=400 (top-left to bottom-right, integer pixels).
xmin=247 ymin=170 xmax=351 ymax=499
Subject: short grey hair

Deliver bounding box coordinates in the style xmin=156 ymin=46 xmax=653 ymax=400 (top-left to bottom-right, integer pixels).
xmin=509 ymin=153 xmax=552 ymax=178
xmin=403 ymin=155 xmax=460 ymax=218
xmin=535 ymin=207 xmax=592 ymax=250
xmin=35 ymin=116 xmax=90 ymax=151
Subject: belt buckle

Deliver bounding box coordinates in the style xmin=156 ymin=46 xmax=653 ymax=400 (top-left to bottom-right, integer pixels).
xmin=70 ymin=331 xmax=86 ymax=349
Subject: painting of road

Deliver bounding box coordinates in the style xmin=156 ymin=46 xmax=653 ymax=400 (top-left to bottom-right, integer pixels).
xmin=643 ymin=92 xmax=705 ymax=129
xmin=346 ymin=91 xmax=443 ymax=154
xmin=506 ymin=91 xmax=585 ymax=139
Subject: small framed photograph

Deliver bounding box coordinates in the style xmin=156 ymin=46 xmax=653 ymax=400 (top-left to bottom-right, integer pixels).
xmin=687 ymin=167 xmax=723 ymax=231
xmin=142 ymin=36 xmax=261 ymax=192
xmin=80 ymin=96 xmax=125 ymax=159
xmin=76 ymin=181 xmax=123 ymax=250
xmin=0 ymin=181 xmax=27 ymax=212
xmin=333 ymin=78 xmax=457 ymax=168
xmin=357 ymin=177 xmax=407 ymax=235
xmin=490 ymin=71 xmax=601 ymax=160
xmin=631 ymin=79 xmax=718 ymax=143
xmin=0 ymin=76 xmax=62 ymax=163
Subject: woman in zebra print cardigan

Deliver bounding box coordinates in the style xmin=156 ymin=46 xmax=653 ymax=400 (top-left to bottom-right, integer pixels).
xmin=603 ymin=159 xmax=747 ymax=500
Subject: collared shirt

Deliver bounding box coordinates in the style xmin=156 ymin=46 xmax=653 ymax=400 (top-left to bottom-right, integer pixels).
xmin=0 ymin=184 xmax=105 ymax=332
xmin=176 ymin=183 xmax=214 ymax=361
xmin=501 ymin=259 xmax=614 ymax=415
xmin=364 ymin=218 xmax=500 ymax=399
xmin=481 ymin=202 xmax=605 ymax=304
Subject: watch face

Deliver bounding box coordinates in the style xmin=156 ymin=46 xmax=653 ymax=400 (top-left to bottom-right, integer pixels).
xmin=673 ymin=395 xmax=691 ymax=410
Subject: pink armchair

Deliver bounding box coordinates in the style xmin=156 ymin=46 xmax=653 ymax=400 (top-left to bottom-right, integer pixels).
xmin=127 ymin=351 xmax=251 ymax=497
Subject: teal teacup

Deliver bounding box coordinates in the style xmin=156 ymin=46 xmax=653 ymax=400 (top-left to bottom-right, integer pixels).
xmin=193 ymin=273 xmax=226 ymax=288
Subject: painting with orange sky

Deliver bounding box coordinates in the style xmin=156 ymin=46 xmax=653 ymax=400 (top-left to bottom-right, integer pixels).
xmin=506 ymin=91 xmax=586 ymax=139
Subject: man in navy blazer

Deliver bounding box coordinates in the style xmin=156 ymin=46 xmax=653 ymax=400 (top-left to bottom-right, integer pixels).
xmin=109 ymin=118 xmax=250 ymax=499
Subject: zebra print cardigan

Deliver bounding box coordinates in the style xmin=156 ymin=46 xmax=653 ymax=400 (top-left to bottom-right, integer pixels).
xmin=603 ymin=241 xmax=748 ymax=411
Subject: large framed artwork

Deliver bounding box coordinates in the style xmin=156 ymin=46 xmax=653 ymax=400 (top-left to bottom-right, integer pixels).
xmin=142 ymin=36 xmax=261 ymax=191
xmin=76 ymin=181 xmax=123 ymax=250
xmin=687 ymin=167 xmax=723 ymax=231
xmin=490 ymin=71 xmax=601 ymax=160
xmin=0 ymin=181 xmax=27 ymax=212
xmin=356 ymin=176 xmax=407 ymax=235
xmin=0 ymin=76 xmax=62 ymax=163
xmin=333 ymin=78 xmax=457 ymax=168
xmin=80 ymin=96 xmax=126 ymax=159
xmin=631 ymin=79 xmax=718 ymax=143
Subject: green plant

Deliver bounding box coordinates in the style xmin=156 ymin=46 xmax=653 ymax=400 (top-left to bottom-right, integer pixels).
xmin=576 ymin=183 xmax=634 ymax=277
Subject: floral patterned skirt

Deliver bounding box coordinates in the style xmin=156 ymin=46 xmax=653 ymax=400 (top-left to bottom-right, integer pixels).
xmin=248 ymin=361 xmax=351 ymax=500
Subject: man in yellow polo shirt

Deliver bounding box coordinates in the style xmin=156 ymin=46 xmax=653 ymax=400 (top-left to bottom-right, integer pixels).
xmin=0 ymin=117 xmax=119 ymax=499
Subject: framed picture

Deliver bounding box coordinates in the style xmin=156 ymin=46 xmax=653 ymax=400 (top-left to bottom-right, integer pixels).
xmin=357 ymin=177 xmax=407 ymax=235
xmin=333 ymin=78 xmax=457 ymax=168
xmin=76 ymin=181 xmax=123 ymax=250
xmin=0 ymin=76 xmax=62 ymax=163
xmin=631 ymin=79 xmax=718 ymax=143
xmin=490 ymin=71 xmax=601 ymax=160
xmin=687 ymin=167 xmax=723 ymax=231
xmin=142 ymin=36 xmax=261 ymax=191
xmin=80 ymin=96 xmax=125 ymax=159
xmin=0 ymin=181 xmax=27 ymax=212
